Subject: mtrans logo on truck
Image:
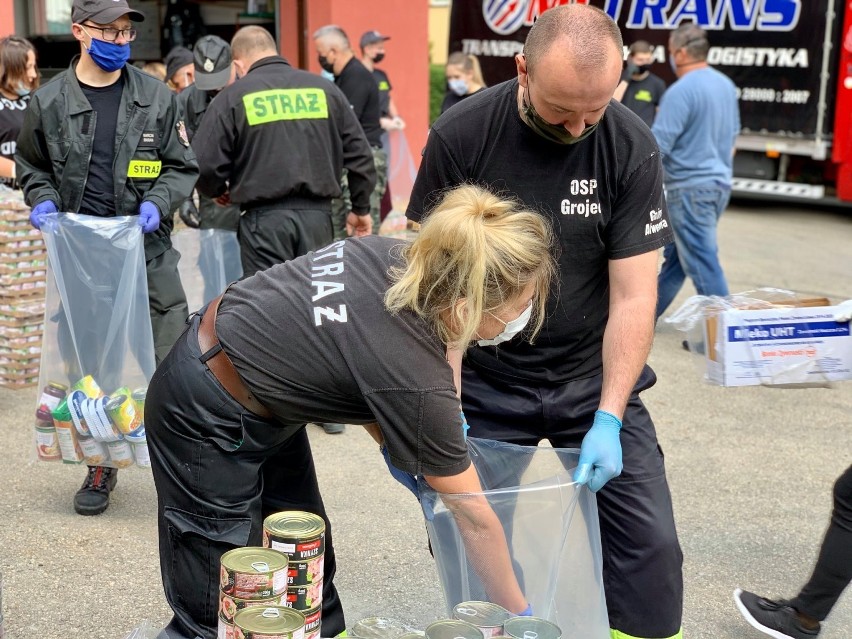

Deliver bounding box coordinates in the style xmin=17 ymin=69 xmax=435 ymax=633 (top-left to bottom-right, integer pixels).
xmin=483 ymin=0 xmax=801 ymax=35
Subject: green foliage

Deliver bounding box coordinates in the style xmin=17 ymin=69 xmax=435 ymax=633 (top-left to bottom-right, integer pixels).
xmin=429 ymin=64 xmax=446 ymax=125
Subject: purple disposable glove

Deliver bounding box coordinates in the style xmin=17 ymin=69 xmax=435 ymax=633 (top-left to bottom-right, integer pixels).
xmin=138 ymin=201 xmax=160 ymax=233
xmin=29 ymin=200 xmax=57 ymax=229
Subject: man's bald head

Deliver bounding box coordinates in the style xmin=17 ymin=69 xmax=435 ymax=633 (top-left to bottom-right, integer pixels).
xmin=231 ymin=26 xmax=277 ymax=63
xmin=523 ymin=4 xmax=623 ymax=76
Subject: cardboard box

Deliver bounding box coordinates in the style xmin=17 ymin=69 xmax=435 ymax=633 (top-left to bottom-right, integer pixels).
xmin=705 ymin=304 xmax=852 ymax=386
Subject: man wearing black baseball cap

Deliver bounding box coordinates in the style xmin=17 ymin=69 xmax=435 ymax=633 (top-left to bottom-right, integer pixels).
xmin=164 ymin=45 xmax=195 ymax=93
xmin=177 ymin=35 xmax=242 ymax=304
xmin=359 ymin=30 xmax=404 ymax=133
xmin=16 ymin=0 xmax=198 ymax=517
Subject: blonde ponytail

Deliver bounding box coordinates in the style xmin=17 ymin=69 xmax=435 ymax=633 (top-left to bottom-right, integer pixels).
xmin=385 ymin=184 xmax=555 ymax=348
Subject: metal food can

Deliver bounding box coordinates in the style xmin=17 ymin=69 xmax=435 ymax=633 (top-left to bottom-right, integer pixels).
xmin=233 ymin=606 xmax=306 ymax=639
xmin=78 ymin=435 xmax=108 ymax=466
xmin=131 ymin=387 xmax=147 ymax=417
xmin=396 ymin=633 xmax=425 ymax=639
xmin=287 ymin=559 xmax=324 ymax=586
xmin=284 ymin=582 xmax=322 ymax=611
xmin=35 ymin=420 xmax=61 ymax=461
xmin=424 ymin=620 xmax=484 ymax=639
xmin=301 ymin=606 xmax=321 ymax=639
xmin=126 ymin=433 xmax=151 ymax=468
xmin=71 ymin=375 xmax=104 ymax=398
xmin=218 ymin=612 xmax=235 ymax=639
xmin=68 ymin=390 xmax=91 ymax=436
xmin=220 ymin=590 xmax=287 ymax=624
xmin=350 ymin=617 xmax=410 ymax=639
xmin=502 ymin=617 xmax=562 ymax=639
xmin=52 ymin=400 xmax=83 ymax=463
xmin=221 ymin=547 xmax=290 ymax=599
xmin=453 ymin=602 xmax=512 ymax=639
xmin=106 ymin=391 xmax=142 ymax=434
xmin=106 ymin=439 xmax=135 ymax=468
xmin=263 ymin=511 xmax=325 ymax=562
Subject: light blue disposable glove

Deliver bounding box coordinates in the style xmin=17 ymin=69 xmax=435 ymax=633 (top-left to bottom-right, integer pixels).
xmin=517 ymin=603 xmax=533 ymax=616
xmin=573 ymin=410 xmax=623 ymax=492
xmin=138 ymin=201 xmax=160 ymax=233
xmin=380 ymin=444 xmax=418 ymax=498
xmin=460 ymin=410 xmax=469 ymax=440
xmin=29 ymin=200 xmax=57 ymax=229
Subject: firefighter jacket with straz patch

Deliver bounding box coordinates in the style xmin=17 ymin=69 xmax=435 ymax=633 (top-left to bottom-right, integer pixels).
xmin=192 ymin=56 xmax=376 ymax=213
xmin=15 ymin=56 xmax=199 ymax=261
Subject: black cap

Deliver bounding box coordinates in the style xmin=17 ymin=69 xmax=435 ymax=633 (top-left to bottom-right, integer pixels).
xmin=72 ymin=0 xmax=144 ymax=24
xmin=193 ymin=35 xmax=232 ymax=91
xmin=360 ymin=30 xmax=390 ymax=48
xmin=164 ymin=46 xmax=194 ymax=82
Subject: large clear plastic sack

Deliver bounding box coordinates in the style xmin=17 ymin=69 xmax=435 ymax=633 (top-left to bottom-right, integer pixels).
xmin=419 ymin=438 xmax=610 ymax=639
xmin=379 ymin=130 xmax=418 ymax=239
xmin=34 ymin=213 xmax=153 ymax=468
xmin=172 ymin=227 xmax=242 ymax=313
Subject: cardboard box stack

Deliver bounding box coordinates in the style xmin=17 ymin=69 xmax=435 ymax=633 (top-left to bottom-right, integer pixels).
xmin=0 ymin=189 xmax=46 ymax=389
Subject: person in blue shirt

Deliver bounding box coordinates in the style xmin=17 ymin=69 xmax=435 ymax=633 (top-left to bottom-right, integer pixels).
xmin=652 ymin=23 xmax=740 ymax=321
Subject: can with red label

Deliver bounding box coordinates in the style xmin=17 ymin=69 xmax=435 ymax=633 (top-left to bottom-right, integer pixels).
xmin=263 ymin=511 xmax=325 ymax=562
xmin=219 ymin=590 xmax=287 ymax=624
xmin=233 ymin=606 xmax=305 ymax=639
xmin=283 ymin=582 xmax=322 ymax=611
xmin=286 ymin=559 xmax=324 ymax=586
xmin=302 ymin=606 xmax=321 ymax=639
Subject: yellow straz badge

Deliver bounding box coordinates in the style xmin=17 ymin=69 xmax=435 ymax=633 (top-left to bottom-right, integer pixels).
xmin=128 ymin=160 xmax=162 ymax=178
xmin=243 ymin=88 xmax=329 ymax=125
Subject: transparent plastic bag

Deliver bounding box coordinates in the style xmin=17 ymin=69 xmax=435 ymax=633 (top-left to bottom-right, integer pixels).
xmin=33 ymin=213 xmax=153 ymax=468
xmin=664 ymin=288 xmax=850 ymax=387
xmin=419 ymin=438 xmax=610 ymax=639
xmin=378 ymin=130 xmax=418 ymax=239
xmin=172 ymin=227 xmax=242 ymax=313
xmin=117 ymin=620 xmax=165 ymax=638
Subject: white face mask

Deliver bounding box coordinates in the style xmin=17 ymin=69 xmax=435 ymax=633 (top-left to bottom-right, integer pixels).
xmin=477 ymin=302 xmax=533 ymax=347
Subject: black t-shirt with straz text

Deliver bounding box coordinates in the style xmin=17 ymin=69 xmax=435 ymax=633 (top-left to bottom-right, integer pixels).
xmin=621 ymin=72 xmax=667 ymax=128
xmin=408 ymin=79 xmax=673 ymax=384
xmin=216 ymin=235 xmax=470 ymax=478
xmin=79 ymin=77 xmax=124 ymax=217
xmin=0 ymin=94 xmax=29 ymax=188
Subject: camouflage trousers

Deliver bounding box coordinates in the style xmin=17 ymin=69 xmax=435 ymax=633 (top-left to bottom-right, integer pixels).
xmin=331 ymin=146 xmax=388 ymax=240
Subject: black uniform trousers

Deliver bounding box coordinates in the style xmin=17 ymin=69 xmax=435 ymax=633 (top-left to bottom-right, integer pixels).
xmin=460 ymin=364 xmax=683 ymax=639
xmin=789 ymin=464 xmax=852 ymax=621
xmin=238 ymin=199 xmax=334 ymax=279
xmin=147 ymin=246 xmax=189 ymax=365
xmin=147 ymin=311 xmax=344 ymax=639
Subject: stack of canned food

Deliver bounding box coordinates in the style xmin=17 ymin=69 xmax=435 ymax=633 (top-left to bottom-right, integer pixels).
xmin=33 ymin=375 xmax=149 ymax=468
xmin=218 ymin=546 xmax=298 ymax=639
xmin=262 ymin=511 xmax=326 ymax=639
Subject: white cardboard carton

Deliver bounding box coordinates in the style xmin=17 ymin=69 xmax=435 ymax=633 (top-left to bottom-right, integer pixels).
xmin=705 ymin=306 xmax=852 ymax=386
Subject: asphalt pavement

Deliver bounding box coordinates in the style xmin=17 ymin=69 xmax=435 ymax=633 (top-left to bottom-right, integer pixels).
xmin=0 ymin=201 xmax=850 ymax=639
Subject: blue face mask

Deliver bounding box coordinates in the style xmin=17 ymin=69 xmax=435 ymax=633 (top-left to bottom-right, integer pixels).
xmin=320 ymin=69 xmax=335 ymax=82
xmin=84 ymin=29 xmax=131 ymax=72
xmin=15 ymin=81 xmax=30 ymax=97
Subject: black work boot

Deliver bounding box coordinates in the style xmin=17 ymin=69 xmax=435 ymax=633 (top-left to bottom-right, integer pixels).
xmin=73 ymin=465 xmax=118 ymax=516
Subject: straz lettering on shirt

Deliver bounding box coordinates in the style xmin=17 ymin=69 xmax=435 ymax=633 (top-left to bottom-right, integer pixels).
xmin=127 ymin=160 xmax=162 ymax=178
xmin=645 ymin=207 xmax=668 ymax=236
xmin=311 ymin=240 xmax=348 ymax=326
xmin=561 ymin=178 xmax=601 ymax=218
xmin=243 ymin=88 xmax=329 ymax=126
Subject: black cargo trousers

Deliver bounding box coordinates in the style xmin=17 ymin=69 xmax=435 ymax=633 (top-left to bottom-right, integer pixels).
xmin=460 ymin=364 xmax=684 ymax=639
xmin=146 ymin=311 xmax=344 ymax=639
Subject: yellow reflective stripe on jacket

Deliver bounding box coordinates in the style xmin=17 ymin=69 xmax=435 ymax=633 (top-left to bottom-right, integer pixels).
xmin=611 ymin=629 xmax=683 ymax=639
xmin=243 ymin=88 xmax=329 ymax=125
xmin=127 ymin=160 xmax=162 ymax=178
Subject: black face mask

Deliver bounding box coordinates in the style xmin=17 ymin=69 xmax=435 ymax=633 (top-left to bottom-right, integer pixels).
xmin=372 ymin=52 xmax=385 ymax=64
xmin=318 ymin=55 xmax=335 ymax=74
xmin=637 ymin=63 xmax=653 ymax=73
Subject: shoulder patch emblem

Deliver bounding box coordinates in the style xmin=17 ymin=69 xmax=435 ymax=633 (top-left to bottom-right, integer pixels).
xmin=176 ymin=120 xmax=190 ymax=147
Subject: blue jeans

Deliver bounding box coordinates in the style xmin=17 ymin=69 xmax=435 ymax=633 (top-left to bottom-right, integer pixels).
xmin=656 ymin=184 xmax=731 ymax=319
